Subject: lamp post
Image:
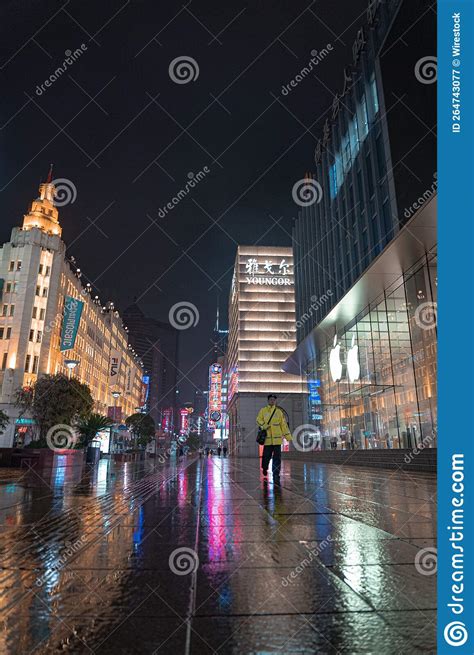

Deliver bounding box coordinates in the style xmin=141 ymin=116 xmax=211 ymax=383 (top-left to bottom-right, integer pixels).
xmin=111 ymin=390 xmax=121 ymax=453
xmin=64 ymin=359 xmax=80 ymax=380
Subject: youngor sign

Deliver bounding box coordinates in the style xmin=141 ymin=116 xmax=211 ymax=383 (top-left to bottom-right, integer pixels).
xmin=60 ymin=296 xmax=84 ymax=352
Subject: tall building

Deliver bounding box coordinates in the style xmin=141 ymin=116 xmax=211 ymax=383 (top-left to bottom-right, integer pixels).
xmin=0 ymin=174 xmax=144 ymax=447
xmin=285 ymin=0 xmax=437 ymax=451
xmin=122 ymin=303 xmax=179 ymax=433
xmin=227 ymin=246 xmax=305 ymax=456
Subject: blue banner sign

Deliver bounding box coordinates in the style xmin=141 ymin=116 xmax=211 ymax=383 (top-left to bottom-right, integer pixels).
xmin=60 ymin=296 xmax=84 ymax=352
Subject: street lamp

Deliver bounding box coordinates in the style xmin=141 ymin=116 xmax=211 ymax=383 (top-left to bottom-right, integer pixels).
xmin=111 ymin=390 xmax=121 ymax=454
xmin=64 ymin=359 xmax=80 ymax=379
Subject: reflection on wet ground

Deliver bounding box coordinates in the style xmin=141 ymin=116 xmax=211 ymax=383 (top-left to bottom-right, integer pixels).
xmin=0 ymin=456 xmax=436 ymax=653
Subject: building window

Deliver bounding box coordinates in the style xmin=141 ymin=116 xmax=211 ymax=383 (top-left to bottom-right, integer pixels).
xmin=29 ymin=329 xmax=34 ymax=341
xmin=36 ymin=286 xmax=41 ymax=296
xmin=32 ymin=307 xmax=38 ymax=319
xmin=39 ymin=308 xmax=46 ymax=320
xmin=45 ymin=266 xmax=51 ymax=276
xmin=6 ymin=328 xmax=11 ymax=339
xmin=9 ymin=305 xmax=15 ymax=317
xmin=39 ymin=264 xmax=44 ymax=274
xmin=9 ymin=261 xmax=14 ymax=272
xmin=17 ymin=261 xmax=22 ymax=271
xmin=371 ymin=74 xmax=379 ymax=114
xmin=1 ymin=353 xmax=7 ymax=370
xmin=25 ymin=354 xmax=31 ymax=373
xmin=2 ymin=306 xmax=7 ymax=317
xmin=0 ymin=328 xmax=3 ymax=340
xmin=37 ymin=330 xmax=42 ymax=343
xmin=6 ymin=283 xmax=11 ymax=293
xmin=42 ymin=288 xmax=48 ymax=298
xmin=33 ymin=356 xmax=39 ymax=374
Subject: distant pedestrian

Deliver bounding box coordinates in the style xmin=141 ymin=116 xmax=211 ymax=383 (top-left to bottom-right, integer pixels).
xmin=256 ymin=394 xmax=291 ymax=484
xmin=223 ymin=446 xmax=228 ymax=457
xmin=217 ymin=446 xmax=222 ymax=457
xmin=206 ymin=447 xmax=210 ymax=457
xmin=198 ymin=447 xmax=203 ymax=458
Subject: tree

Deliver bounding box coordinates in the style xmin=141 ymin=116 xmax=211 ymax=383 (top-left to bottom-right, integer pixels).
xmin=125 ymin=413 xmax=156 ymax=449
xmin=15 ymin=374 xmax=93 ymax=446
xmin=76 ymin=413 xmax=114 ymax=449
xmin=0 ymin=409 xmax=9 ymax=435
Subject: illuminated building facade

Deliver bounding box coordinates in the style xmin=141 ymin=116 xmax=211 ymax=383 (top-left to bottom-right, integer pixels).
xmin=227 ymin=246 xmax=305 ymax=456
xmin=0 ymin=176 xmax=143 ymax=447
xmin=286 ymin=0 xmax=437 ymax=452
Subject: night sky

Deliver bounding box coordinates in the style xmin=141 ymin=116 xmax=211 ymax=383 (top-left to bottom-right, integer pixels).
xmin=1 ymin=0 xmax=367 ymax=398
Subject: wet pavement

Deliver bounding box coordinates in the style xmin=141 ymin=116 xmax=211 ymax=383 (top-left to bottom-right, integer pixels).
xmin=0 ymin=455 xmax=436 ymax=654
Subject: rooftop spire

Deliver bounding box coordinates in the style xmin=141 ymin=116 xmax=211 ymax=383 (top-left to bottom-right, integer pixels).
xmin=46 ymin=163 xmax=54 ymax=184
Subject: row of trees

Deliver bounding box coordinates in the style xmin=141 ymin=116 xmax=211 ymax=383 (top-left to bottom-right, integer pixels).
xmin=13 ymin=373 xmax=155 ymax=450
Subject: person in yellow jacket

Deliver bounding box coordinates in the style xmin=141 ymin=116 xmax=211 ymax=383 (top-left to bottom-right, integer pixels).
xmin=256 ymin=394 xmax=292 ymax=482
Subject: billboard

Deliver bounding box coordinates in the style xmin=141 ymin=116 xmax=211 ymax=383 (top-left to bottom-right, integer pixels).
xmin=140 ymin=375 xmax=150 ymax=408
xmin=108 ymin=349 xmax=122 ymax=385
xmin=208 ymin=363 xmax=222 ymax=428
xmin=60 ymin=296 xmax=84 ymax=351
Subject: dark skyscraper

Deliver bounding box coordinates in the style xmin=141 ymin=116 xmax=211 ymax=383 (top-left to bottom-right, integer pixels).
xmin=123 ymin=303 xmax=179 ymax=430
xmin=292 ymin=0 xmax=436 ymax=341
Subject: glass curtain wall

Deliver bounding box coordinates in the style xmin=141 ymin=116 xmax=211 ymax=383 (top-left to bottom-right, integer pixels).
xmin=305 ymin=251 xmax=437 ymax=449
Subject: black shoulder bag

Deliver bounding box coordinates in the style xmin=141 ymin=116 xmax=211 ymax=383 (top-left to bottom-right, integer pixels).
xmin=256 ymin=407 xmax=277 ymax=445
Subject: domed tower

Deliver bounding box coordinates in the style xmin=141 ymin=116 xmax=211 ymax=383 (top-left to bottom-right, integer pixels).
xmin=22 ymin=165 xmax=62 ymax=237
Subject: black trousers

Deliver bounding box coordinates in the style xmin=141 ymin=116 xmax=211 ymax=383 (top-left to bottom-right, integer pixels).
xmin=262 ymin=444 xmax=281 ymax=477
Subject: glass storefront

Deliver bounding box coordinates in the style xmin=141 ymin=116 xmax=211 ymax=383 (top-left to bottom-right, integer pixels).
xmin=305 ymin=250 xmax=437 ymax=450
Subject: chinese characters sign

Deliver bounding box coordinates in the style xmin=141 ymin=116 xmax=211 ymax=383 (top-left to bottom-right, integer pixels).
xmin=244 ymin=258 xmax=293 ymax=286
